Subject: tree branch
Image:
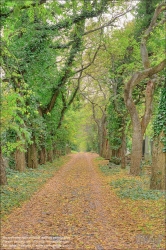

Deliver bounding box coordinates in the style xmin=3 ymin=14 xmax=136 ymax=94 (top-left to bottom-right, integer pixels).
xmin=125 ymin=59 xmax=166 ymax=94
xmin=141 ymin=2 xmax=166 ymax=69
xmin=84 ymin=7 xmax=133 ymax=36
xmin=41 ymin=20 xmax=85 ymax=114
xmin=75 ymin=45 xmax=101 ymax=74
xmin=57 ymin=71 xmax=82 ymax=129
xmin=37 ymin=0 xmax=112 ymax=31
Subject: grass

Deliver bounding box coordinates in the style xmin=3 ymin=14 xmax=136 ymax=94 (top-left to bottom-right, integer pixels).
xmin=95 ymin=156 xmax=105 ymax=161
xmin=97 ymin=156 xmax=165 ymax=242
xmin=110 ymin=178 xmax=165 ymax=200
xmin=99 ymin=164 xmax=121 ymax=175
xmin=0 ymin=155 xmax=70 ymax=219
xmin=98 ymin=161 xmax=165 ymax=201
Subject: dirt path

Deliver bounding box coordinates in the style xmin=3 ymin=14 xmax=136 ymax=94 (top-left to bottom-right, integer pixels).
xmin=1 ymin=153 xmax=147 ymax=249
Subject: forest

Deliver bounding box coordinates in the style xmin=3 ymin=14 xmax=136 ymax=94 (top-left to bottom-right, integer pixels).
xmin=0 ymin=0 xmax=166 ymax=249
xmin=1 ymin=0 xmax=165 ymax=187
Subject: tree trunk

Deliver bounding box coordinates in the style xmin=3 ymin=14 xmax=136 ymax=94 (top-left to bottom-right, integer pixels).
xmin=120 ymin=130 xmax=126 ymax=169
xmin=110 ymin=149 xmax=121 ymax=164
xmin=53 ymin=144 xmax=57 ymax=159
xmin=15 ymin=149 xmax=26 ymax=172
xmin=39 ymin=147 xmax=47 ymax=165
xmin=47 ymin=149 xmax=53 ymax=162
xmin=66 ymin=146 xmax=71 ymax=154
xmin=99 ymin=115 xmax=107 ymax=158
xmin=104 ymin=139 xmax=111 ymax=160
xmin=27 ymin=143 xmax=38 ymax=168
xmin=124 ymin=4 xmax=166 ymax=175
xmin=130 ymin=124 xmax=143 ymax=175
xmin=0 ymin=148 xmax=7 ymax=185
xmin=100 ymin=125 xmax=107 ymax=158
xmin=150 ymin=132 xmax=166 ymax=190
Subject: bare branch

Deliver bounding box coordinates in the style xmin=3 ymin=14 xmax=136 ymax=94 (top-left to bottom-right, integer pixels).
xmin=75 ymin=45 xmax=101 ymax=74
xmin=84 ymin=7 xmax=133 ymax=36
xmin=57 ymin=70 xmax=83 ymax=129
xmin=141 ymin=2 xmax=166 ymax=69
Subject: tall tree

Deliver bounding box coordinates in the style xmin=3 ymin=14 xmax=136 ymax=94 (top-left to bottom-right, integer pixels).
xmin=124 ymin=2 xmax=166 ymax=175
xmin=150 ymin=84 xmax=166 ymax=190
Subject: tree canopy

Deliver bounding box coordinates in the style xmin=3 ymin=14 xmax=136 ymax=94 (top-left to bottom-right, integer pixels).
xmin=1 ymin=0 xmax=165 ymax=188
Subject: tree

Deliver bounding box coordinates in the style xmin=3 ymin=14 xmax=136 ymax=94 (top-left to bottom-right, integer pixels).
xmin=0 ymin=149 xmax=7 ymax=185
xmin=0 ymin=0 xmax=143 ymax=183
xmin=124 ymin=2 xmax=166 ymax=175
xmin=150 ymin=84 xmax=166 ymax=190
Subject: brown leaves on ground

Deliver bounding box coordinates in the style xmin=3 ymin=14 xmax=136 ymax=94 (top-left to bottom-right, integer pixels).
xmin=1 ymin=153 xmax=165 ymax=249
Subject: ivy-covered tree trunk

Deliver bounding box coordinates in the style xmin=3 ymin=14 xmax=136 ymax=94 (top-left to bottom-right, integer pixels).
xmin=0 ymin=148 xmax=7 ymax=185
xmin=99 ymin=115 xmax=107 ymax=158
xmin=47 ymin=149 xmax=53 ymax=162
xmin=65 ymin=145 xmax=71 ymax=155
xmin=100 ymin=123 xmax=109 ymax=159
xmin=27 ymin=143 xmax=38 ymax=169
xmin=15 ymin=149 xmax=26 ymax=172
xmin=150 ymin=86 xmax=166 ymax=190
xmin=120 ymin=129 xmax=126 ymax=169
xmin=39 ymin=147 xmax=47 ymax=165
xmin=150 ymin=132 xmax=166 ymax=190
xmin=52 ymin=144 xmax=57 ymax=159
xmin=102 ymin=138 xmax=111 ymax=160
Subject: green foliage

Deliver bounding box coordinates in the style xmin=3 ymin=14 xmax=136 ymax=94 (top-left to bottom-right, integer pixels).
xmin=105 ymin=22 xmax=140 ymax=152
xmin=99 ymin=165 xmax=121 ymax=175
xmin=153 ymin=86 xmax=166 ymax=152
xmin=1 ymin=0 xmax=165 ymax=179
xmin=134 ymin=0 xmax=162 ymax=39
xmin=107 ymin=102 xmax=123 ymax=150
xmin=110 ymin=178 xmax=165 ymax=200
xmin=95 ymin=156 xmax=105 ymax=161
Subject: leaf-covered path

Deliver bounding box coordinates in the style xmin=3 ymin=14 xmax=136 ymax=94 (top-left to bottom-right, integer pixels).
xmin=0 ymin=153 xmax=160 ymax=249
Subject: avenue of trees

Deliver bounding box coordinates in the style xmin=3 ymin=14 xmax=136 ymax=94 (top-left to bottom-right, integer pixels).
xmin=1 ymin=0 xmax=165 ymax=190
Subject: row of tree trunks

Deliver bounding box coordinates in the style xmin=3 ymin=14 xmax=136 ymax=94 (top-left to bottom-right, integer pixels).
xmin=98 ymin=118 xmax=127 ymax=168
xmin=0 ymin=141 xmax=71 ymax=185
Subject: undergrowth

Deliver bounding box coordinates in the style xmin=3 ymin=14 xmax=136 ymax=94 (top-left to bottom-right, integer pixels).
xmin=0 ymin=156 xmax=69 ymax=219
xmin=110 ymin=178 xmax=165 ymax=200
xmin=99 ymin=164 xmax=121 ymax=175
xmin=98 ymin=163 xmax=165 ymax=200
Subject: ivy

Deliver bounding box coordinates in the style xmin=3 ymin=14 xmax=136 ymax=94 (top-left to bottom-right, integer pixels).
xmin=107 ymin=102 xmax=122 ymax=150
xmin=153 ymin=86 xmax=166 ymax=152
